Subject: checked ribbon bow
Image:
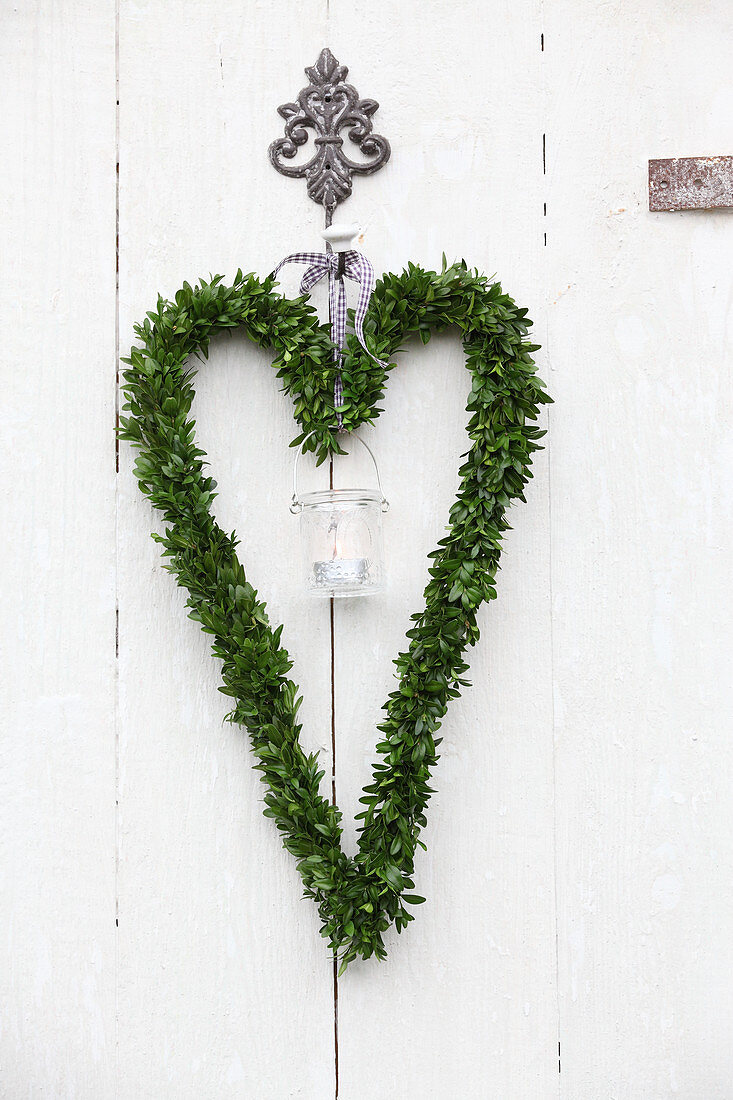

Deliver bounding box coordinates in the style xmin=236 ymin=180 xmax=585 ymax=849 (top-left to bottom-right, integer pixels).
xmin=271 ymin=249 xmax=386 ymax=429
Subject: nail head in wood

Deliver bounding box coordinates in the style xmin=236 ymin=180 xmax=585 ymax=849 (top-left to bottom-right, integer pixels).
xmin=649 ymin=155 xmax=733 ymax=212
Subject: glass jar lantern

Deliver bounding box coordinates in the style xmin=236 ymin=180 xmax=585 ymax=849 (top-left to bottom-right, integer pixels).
xmin=290 ymin=435 xmax=388 ymax=598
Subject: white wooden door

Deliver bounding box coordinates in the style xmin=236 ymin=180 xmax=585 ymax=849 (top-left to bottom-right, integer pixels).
xmin=2 ymin=2 xmax=732 ymax=1096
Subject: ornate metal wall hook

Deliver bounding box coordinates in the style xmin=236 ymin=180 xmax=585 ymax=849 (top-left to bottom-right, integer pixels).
xmin=269 ymin=48 xmax=391 ymax=224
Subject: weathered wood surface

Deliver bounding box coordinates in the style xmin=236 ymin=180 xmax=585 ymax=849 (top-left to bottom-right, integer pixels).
xmin=115 ymin=5 xmax=336 ymax=1096
xmin=2 ymin=0 xmax=733 ymax=1096
xmin=547 ymin=1 xmax=733 ymax=1094
xmin=328 ymin=5 xmax=557 ymax=1097
xmin=0 ymin=2 xmax=117 ymax=1095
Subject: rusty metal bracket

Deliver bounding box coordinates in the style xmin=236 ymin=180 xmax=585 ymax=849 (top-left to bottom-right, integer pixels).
xmin=269 ymin=48 xmax=391 ymax=226
xmin=649 ymin=156 xmax=733 ymax=212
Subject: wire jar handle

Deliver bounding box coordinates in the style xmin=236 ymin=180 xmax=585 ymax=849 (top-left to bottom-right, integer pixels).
xmin=290 ymin=432 xmax=389 ymax=514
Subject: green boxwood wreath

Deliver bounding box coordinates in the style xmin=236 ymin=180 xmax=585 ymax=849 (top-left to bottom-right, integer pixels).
xmin=119 ymin=258 xmax=550 ymax=971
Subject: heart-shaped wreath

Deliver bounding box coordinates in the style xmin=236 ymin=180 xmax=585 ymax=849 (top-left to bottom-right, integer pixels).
xmin=119 ymin=259 xmax=549 ymax=971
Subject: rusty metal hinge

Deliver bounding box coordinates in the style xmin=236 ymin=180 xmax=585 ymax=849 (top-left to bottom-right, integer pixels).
xmin=649 ymin=155 xmax=733 ymax=212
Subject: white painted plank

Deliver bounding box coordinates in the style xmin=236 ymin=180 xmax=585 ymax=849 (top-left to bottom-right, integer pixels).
xmin=328 ymin=4 xmax=558 ymax=1096
xmin=116 ymin=4 xmax=336 ymax=1096
xmin=546 ymin=2 xmax=733 ymax=1095
xmin=0 ymin=2 xmax=117 ymax=1095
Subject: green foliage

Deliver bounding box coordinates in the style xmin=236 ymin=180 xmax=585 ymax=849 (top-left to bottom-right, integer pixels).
xmin=119 ymin=260 xmax=550 ymax=970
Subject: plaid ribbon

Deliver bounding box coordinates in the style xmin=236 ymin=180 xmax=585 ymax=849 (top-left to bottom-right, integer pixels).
xmin=271 ymin=249 xmax=386 ymax=429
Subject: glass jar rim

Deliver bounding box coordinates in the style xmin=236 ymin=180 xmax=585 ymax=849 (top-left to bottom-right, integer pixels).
xmin=299 ymin=488 xmax=384 ymax=507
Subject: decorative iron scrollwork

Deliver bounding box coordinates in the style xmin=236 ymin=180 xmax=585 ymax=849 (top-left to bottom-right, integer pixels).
xmin=269 ymin=48 xmax=391 ymax=219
